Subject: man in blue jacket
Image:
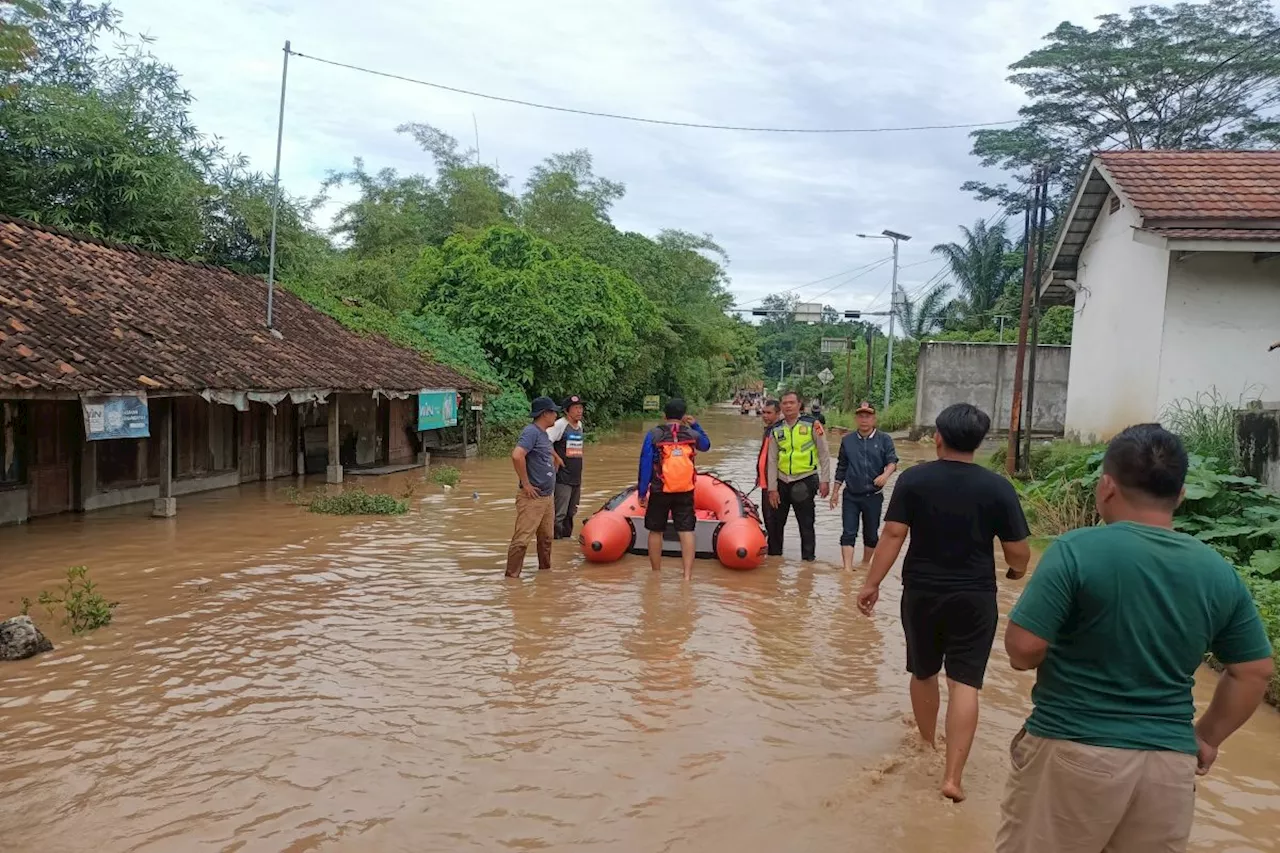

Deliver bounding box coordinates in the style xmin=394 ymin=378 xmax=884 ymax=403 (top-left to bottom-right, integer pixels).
xmin=638 ymin=397 xmax=711 ymax=580
xmin=830 ymin=401 xmax=898 ymax=570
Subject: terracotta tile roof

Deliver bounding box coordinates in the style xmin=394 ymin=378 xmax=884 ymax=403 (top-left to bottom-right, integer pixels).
xmin=1144 ymin=227 xmax=1280 ymax=241
xmin=1097 ymin=150 xmax=1280 ymax=221
xmin=0 ymin=216 xmax=478 ymax=394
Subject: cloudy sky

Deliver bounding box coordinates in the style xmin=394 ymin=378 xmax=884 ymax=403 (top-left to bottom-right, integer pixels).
xmin=113 ymin=0 xmax=1142 ymax=326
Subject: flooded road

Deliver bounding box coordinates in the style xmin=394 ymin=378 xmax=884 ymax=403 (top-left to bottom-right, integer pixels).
xmin=2 ymin=410 xmax=1279 ymax=852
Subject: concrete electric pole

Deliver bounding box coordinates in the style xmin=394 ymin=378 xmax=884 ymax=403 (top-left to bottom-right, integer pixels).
xmin=858 ymin=229 xmax=912 ymax=411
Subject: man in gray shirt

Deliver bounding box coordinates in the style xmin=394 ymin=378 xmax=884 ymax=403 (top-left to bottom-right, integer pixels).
xmin=830 ymin=400 xmax=898 ymax=570
xmin=507 ymin=396 xmax=561 ymax=578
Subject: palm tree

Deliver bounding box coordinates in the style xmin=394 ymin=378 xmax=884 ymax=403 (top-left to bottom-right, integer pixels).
xmin=931 ymin=218 xmax=1015 ymax=318
xmin=896 ymin=282 xmax=952 ymax=339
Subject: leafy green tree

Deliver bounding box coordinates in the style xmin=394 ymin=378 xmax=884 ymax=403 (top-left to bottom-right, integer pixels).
xmin=412 ymin=226 xmax=663 ymax=413
xmin=519 ymin=149 xmax=624 ymax=242
xmin=896 ymin=282 xmax=952 ymax=339
xmin=966 ymin=0 xmax=1280 ymax=211
xmin=0 ymin=0 xmax=42 ymax=84
xmin=932 ymin=218 xmax=1017 ymax=321
xmin=1038 ymin=305 xmax=1075 ymax=345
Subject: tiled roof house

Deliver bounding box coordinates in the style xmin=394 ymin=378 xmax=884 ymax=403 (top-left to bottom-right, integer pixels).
xmin=1039 ymin=150 xmax=1280 ymax=441
xmin=0 ymin=216 xmax=482 ymax=524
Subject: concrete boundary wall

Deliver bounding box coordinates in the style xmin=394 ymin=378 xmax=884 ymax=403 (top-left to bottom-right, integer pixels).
xmin=914 ymin=342 xmax=1070 ymax=434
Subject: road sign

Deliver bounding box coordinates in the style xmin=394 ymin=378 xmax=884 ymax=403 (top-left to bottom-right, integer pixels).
xmin=794 ymin=302 xmax=824 ymax=324
xmin=820 ymin=337 xmax=848 ymax=354
xmin=818 ymin=368 xmax=834 ymax=386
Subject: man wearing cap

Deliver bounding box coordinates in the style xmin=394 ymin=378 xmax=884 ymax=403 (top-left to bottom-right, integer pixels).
xmin=547 ymin=395 xmax=587 ymax=539
xmin=507 ymin=396 xmax=562 ymax=578
xmin=766 ymin=390 xmax=832 ymax=561
xmin=830 ymin=401 xmax=898 ymax=571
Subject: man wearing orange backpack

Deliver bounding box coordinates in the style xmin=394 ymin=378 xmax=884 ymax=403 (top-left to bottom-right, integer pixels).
xmin=637 ymin=397 xmax=712 ymax=580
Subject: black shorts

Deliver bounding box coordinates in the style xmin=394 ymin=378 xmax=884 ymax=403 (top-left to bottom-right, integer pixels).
xmin=901 ymin=588 xmax=999 ymax=689
xmin=644 ymin=490 xmax=696 ymax=533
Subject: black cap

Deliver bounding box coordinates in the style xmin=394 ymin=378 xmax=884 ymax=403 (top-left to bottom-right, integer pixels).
xmin=563 ymin=395 xmax=585 ymax=409
xmin=530 ymin=396 xmax=562 ymax=418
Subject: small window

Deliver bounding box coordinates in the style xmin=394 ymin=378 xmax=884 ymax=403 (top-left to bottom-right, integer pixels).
xmin=1109 ymin=195 xmax=1121 ymax=214
xmin=97 ymin=438 xmax=142 ymax=487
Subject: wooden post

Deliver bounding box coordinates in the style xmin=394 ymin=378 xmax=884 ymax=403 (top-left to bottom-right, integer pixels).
xmin=264 ymin=405 xmax=276 ymax=480
xmin=153 ymin=398 xmax=176 ymax=517
xmin=326 ymin=394 xmax=343 ymax=484
xmin=1006 ymin=176 xmax=1041 ymax=477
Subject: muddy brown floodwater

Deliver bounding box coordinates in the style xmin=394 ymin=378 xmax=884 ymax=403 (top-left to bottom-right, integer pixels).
xmin=2 ymin=409 xmax=1279 ymax=852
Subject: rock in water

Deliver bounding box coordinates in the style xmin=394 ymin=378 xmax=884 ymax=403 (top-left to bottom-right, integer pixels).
xmin=0 ymin=616 xmax=54 ymax=661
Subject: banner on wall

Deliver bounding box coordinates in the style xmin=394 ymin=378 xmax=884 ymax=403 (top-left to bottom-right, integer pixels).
xmin=417 ymin=390 xmax=459 ymax=431
xmin=82 ymin=393 xmax=150 ymax=441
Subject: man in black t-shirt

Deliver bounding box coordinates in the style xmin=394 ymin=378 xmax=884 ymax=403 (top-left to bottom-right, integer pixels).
xmin=857 ymin=402 xmax=1031 ymax=804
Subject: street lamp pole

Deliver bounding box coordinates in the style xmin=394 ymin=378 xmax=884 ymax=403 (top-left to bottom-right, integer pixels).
xmin=858 ymin=229 xmax=911 ymax=411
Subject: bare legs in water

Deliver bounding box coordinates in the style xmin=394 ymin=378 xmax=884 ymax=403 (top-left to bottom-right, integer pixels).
xmin=909 ymin=674 xmax=981 ymax=802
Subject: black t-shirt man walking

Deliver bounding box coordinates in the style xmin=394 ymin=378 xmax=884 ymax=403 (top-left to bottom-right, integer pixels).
xmin=857 ymin=402 xmax=1031 ymax=803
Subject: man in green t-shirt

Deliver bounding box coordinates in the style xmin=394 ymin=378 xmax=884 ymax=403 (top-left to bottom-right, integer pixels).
xmin=998 ymin=424 xmax=1274 ymax=853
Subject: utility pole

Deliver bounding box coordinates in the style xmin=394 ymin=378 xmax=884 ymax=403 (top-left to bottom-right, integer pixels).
xmin=1006 ymin=178 xmax=1041 ymax=476
xmin=1021 ymin=168 xmax=1051 ymax=473
xmin=858 ymin=229 xmax=912 ymax=411
xmin=779 ymin=358 xmax=786 ymax=390
xmin=265 ymin=40 xmax=291 ymax=329
xmin=843 ymin=339 xmax=854 ymax=413
xmin=864 ymin=328 xmax=874 ymax=403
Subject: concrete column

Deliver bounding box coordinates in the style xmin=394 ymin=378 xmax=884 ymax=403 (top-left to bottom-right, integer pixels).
xmin=264 ymin=406 xmax=277 ymax=480
xmin=153 ymin=399 xmax=176 ymax=518
xmin=326 ymin=395 xmax=343 ymax=484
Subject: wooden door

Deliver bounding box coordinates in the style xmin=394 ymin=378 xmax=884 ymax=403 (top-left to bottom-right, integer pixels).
xmin=28 ymin=401 xmax=75 ymax=517
xmin=239 ymin=404 xmax=264 ymax=481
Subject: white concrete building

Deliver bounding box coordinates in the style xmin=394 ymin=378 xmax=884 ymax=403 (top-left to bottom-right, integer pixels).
xmin=1041 ymin=151 xmax=1280 ymax=441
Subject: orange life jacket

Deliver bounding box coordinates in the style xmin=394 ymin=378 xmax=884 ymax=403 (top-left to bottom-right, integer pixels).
xmin=652 ymin=422 xmax=698 ymax=493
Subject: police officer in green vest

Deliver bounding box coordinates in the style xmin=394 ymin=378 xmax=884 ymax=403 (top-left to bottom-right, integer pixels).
xmin=766 ymin=390 xmax=832 ymax=561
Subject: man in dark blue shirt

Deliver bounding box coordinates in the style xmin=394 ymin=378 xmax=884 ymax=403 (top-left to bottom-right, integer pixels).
xmin=830 ymin=401 xmax=898 ymax=571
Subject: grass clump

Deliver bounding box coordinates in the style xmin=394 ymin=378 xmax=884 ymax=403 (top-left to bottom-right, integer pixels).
xmin=1162 ymin=389 xmax=1242 ymax=472
xmin=22 ymin=566 xmax=118 ymax=634
xmin=429 ymin=465 xmax=462 ymax=487
xmin=302 ymin=488 xmax=409 ymax=516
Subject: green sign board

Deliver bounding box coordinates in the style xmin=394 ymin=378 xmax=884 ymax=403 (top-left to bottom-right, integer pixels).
xmin=417 ymin=391 xmax=458 ymax=431
xmin=643 ymin=395 xmax=660 ymax=412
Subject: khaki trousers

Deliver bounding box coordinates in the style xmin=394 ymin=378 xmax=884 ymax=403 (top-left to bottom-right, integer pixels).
xmin=996 ymin=729 xmax=1197 ymax=853
xmin=506 ymin=492 xmax=554 ymax=577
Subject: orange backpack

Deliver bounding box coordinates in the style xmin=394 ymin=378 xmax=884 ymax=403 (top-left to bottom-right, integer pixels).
xmin=655 ymin=423 xmax=697 ymax=493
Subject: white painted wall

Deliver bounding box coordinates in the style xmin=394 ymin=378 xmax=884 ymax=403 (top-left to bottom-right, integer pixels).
xmin=1063 ymin=192 xmax=1171 ymax=441
xmin=1158 ymin=252 xmax=1280 ymax=413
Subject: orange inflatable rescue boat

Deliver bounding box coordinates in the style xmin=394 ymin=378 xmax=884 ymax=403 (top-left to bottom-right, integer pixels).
xmin=579 ymin=473 xmax=768 ymax=570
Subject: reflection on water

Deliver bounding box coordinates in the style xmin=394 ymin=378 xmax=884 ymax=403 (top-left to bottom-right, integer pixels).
xmin=1 ymin=410 xmax=1277 ymax=852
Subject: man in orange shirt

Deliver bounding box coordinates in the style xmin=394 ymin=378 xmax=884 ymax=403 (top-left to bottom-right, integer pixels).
xmin=755 ymin=399 xmax=780 ymax=530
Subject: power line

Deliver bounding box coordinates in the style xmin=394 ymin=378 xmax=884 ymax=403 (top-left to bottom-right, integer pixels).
xmin=730 ymin=256 xmax=894 ymax=309
xmin=289 ymin=49 xmax=1021 ymax=135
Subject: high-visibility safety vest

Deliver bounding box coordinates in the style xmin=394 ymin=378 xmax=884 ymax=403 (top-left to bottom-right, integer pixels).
xmin=772 ymin=416 xmax=820 ymax=477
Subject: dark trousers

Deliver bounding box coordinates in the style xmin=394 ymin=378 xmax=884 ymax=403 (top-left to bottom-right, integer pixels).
xmin=767 ymin=474 xmax=820 ymax=561
xmin=840 ymin=491 xmax=884 ymax=548
xmin=554 ymin=482 xmax=581 ymax=539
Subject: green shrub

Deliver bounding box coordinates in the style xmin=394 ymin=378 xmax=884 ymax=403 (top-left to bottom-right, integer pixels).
xmin=306 ymin=488 xmax=409 ymax=516
xmin=30 ymin=566 xmax=118 ymax=634
xmin=429 ymin=465 xmax=461 ymax=487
